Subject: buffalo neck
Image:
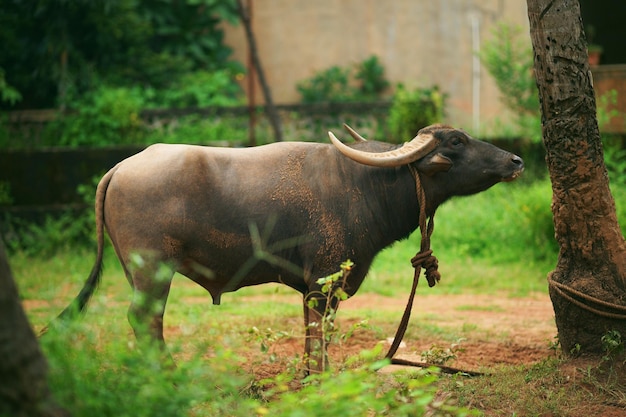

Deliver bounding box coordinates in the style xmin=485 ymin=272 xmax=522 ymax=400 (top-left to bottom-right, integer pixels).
xmin=344 ymin=163 xmax=423 ymax=251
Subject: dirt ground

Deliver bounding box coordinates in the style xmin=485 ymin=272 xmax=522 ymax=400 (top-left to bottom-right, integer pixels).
xmin=345 ymin=292 xmax=556 ymax=370
xmin=239 ymin=294 xmax=557 ymax=375
xmin=232 ymin=291 xmax=557 ymax=377
xmin=231 ymin=292 xmax=626 ymax=416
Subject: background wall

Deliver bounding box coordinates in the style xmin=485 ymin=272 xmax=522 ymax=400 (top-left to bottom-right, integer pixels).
xmin=223 ymin=0 xmax=530 ymax=133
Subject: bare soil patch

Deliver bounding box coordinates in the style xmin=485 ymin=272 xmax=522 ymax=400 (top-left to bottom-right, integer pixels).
xmin=221 ymin=292 xmax=626 ymax=415
xmin=219 ymin=292 xmax=558 ymax=376
xmin=344 ymin=292 xmax=556 ymax=368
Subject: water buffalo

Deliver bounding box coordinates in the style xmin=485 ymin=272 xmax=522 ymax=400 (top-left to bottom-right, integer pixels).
xmin=55 ymin=124 xmax=523 ymax=372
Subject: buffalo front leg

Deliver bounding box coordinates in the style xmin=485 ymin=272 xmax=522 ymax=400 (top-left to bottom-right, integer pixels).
xmin=302 ymin=292 xmax=339 ymax=373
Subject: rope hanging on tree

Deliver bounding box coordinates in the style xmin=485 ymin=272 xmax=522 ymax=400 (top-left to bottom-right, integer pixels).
xmin=383 ymin=164 xmax=483 ymax=376
xmin=547 ymin=274 xmax=626 ymax=320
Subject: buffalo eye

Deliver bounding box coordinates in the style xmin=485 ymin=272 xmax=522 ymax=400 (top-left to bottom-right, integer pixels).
xmin=449 ymin=136 xmax=465 ymax=147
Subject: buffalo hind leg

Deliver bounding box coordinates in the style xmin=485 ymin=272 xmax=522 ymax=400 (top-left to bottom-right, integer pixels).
xmin=303 ymin=292 xmax=339 ymax=374
xmin=126 ymin=255 xmax=175 ymax=366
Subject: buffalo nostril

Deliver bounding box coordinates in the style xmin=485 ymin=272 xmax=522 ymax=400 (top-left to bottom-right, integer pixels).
xmin=511 ymin=155 xmax=524 ymax=166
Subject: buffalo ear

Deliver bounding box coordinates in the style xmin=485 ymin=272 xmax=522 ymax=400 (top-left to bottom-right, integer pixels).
xmin=417 ymin=153 xmax=453 ymax=176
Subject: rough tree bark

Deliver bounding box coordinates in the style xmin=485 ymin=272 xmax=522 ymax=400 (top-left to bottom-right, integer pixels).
xmin=527 ymin=0 xmax=626 ymax=354
xmin=0 ymin=240 xmax=69 ymax=416
xmin=236 ymin=0 xmax=283 ymax=142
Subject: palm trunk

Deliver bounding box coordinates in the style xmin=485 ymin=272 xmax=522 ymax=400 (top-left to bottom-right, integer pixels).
xmin=527 ymin=0 xmax=626 ymax=355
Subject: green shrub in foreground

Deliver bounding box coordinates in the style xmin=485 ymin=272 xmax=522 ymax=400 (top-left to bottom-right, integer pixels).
xmin=264 ymin=358 xmax=474 ymax=417
xmin=40 ymin=322 xmax=472 ymax=416
xmin=42 ymin=322 xmax=257 ymax=417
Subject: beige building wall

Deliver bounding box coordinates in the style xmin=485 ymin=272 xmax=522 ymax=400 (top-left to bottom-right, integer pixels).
xmin=223 ymin=0 xmax=530 ymax=135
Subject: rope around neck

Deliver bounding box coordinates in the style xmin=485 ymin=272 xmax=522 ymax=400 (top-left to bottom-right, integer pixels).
xmin=383 ymin=164 xmax=482 ymax=376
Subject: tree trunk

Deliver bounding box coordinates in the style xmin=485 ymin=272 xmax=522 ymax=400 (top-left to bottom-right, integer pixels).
xmin=527 ymin=0 xmax=626 ymax=355
xmin=236 ymin=0 xmax=283 ymax=142
xmin=0 ymin=240 xmax=69 ymax=416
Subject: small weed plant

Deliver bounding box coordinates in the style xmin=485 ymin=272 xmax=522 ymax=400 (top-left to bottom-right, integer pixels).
xmin=421 ymin=339 xmax=466 ymax=366
xmin=601 ymin=330 xmax=625 ymax=362
xmin=247 ymin=326 xmax=291 ymax=363
xmin=305 ymin=260 xmax=370 ymax=372
xmin=311 ymin=259 xmax=354 ymax=352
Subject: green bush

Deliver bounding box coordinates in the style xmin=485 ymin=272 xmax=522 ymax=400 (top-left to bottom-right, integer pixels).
xmin=2 ymin=210 xmax=94 ymax=258
xmin=149 ymin=69 xmax=243 ymax=109
xmin=144 ymin=114 xmax=249 ymax=145
xmin=2 ymin=175 xmax=99 ymax=256
xmin=598 ymin=90 xmax=626 ymax=186
xmin=479 ymin=23 xmax=540 ymax=142
xmin=354 ymin=55 xmax=390 ymax=100
xmin=0 ymin=180 xmax=12 ymax=205
xmin=297 ymin=55 xmax=389 ymax=103
xmin=42 ymin=324 xmax=258 ymax=417
xmin=0 ymin=67 xmax=21 ymax=105
xmin=387 ymin=84 xmax=446 ymax=142
xmin=297 ymin=66 xmax=353 ymax=103
xmin=35 ymin=69 xmax=244 ymax=148
xmin=47 ymin=85 xmax=147 ymax=147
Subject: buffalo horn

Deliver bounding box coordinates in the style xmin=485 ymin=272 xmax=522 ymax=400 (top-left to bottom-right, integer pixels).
xmin=343 ymin=124 xmax=368 ymax=142
xmin=328 ymin=130 xmax=438 ymax=168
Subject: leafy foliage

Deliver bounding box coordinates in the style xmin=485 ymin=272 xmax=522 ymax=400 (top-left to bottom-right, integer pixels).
xmin=387 ymin=84 xmax=446 ymax=141
xmin=2 ymin=211 xmax=93 ymax=258
xmin=601 ymin=330 xmax=625 ymax=361
xmin=42 ymin=324 xmax=258 ymax=417
xmin=51 ymin=85 xmax=147 ymax=147
xmin=0 ymin=67 xmax=21 ymax=105
xmin=598 ymin=91 xmax=626 ymax=185
xmin=2 ymin=175 xmax=99 ymax=256
xmin=297 ymin=66 xmax=352 ymax=103
xmin=305 ymin=260 xmax=359 ymax=371
xmin=479 ymin=23 xmax=541 ymax=142
xmin=33 ymin=70 xmax=244 ymax=148
xmin=421 ymin=340 xmax=465 ymax=366
xmin=263 ymin=357 xmax=473 ymax=417
xmin=297 ymin=55 xmax=389 ymax=103
xmin=144 ymin=114 xmax=249 ymax=145
xmin=354 ymin=55 xmax=391 ymax=100
xmin=0 ymin=0 xmax=241 ymax=110
xmin=149 ymin=69 xmax=243 ymax=109
xmin=39 ymin=315 xmax=472 ymax=417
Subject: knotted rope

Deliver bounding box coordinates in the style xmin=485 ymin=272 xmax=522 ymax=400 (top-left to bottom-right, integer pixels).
xmin=409 ymin=163 xmax=441 ymax=287
xmin=383 ymin=164 xmax=482 ymax=376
